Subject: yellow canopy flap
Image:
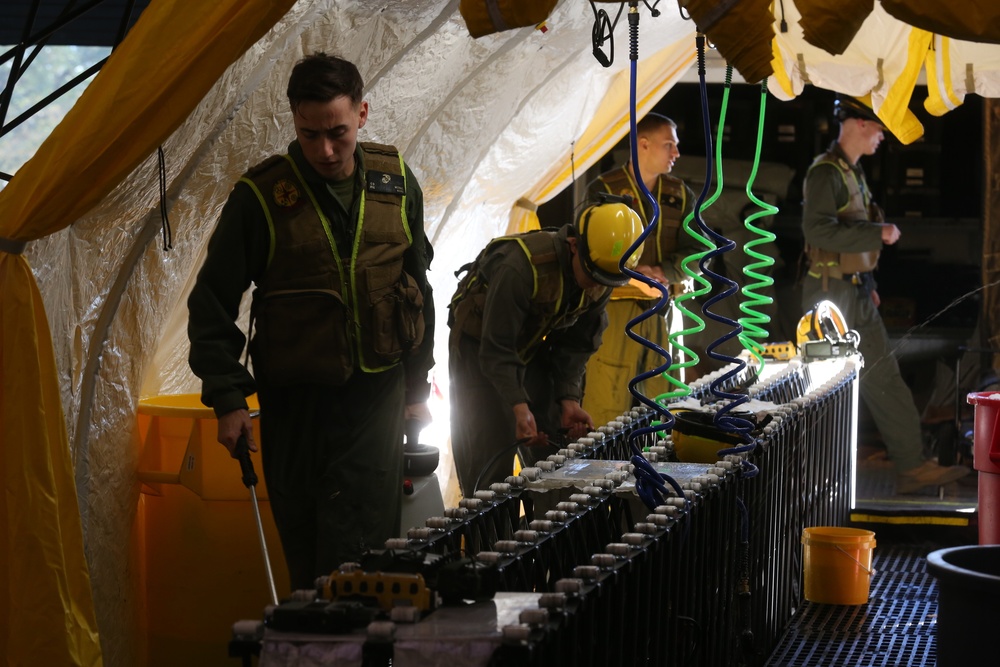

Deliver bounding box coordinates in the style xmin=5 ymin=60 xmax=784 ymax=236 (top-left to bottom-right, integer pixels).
xmin=0 ymin=0 xmax=295 ymax=664
xmin=924 ymin=35 xmax=1000 ymax=115
xmin=0 ymin=256 xmax=102 ymax=665
xmin=769 ymin=1 xmax=927 ymax=144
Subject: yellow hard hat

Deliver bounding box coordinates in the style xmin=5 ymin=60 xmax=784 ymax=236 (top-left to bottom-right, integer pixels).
xmin=575 ymin=201 xmax=643 ymax=287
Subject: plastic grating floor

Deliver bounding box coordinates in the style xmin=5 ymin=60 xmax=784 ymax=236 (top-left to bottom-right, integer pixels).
xmin=765 ymin=545 xmax=938 ymax=667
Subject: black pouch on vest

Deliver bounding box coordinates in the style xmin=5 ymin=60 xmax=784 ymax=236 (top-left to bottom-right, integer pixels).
xmin=370 ymin=269 xmax=425 ymax=363
xmin=250 ymin=289 xmax=353 ymax=387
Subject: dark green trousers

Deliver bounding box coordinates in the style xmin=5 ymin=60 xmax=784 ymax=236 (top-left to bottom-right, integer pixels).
xmin=258 ymin=365 xmax=405 ymax=591
xmin=802 ymin=275 xmax=923 ymax=471
xmin=449 ymin=335 xmax=560 ymax=497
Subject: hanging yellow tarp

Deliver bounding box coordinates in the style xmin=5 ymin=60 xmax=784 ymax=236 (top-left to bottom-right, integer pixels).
xmin=769 ymin=1 xmax=928 ymax=144
xmin=0 ymin=0 xmax=295 ymax=664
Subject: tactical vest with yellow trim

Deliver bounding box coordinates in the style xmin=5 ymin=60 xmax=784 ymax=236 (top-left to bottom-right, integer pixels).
xmin=596 ymin=167 xmax=685 ymax=300
xmin=449 ymin=229 xmax=607 ymax=361
xmin=805 ymin=150 xmax=882 ymax=285
xmin=242 ymin=142 xmax=424 ymax=388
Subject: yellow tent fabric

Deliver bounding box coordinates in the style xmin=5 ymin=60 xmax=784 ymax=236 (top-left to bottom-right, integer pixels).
xmin=924 ymin=35 xmax=1000 ymax=116
xmin=769 ymin=2 xmax=928 ymax=144
xmin=874 ymin=28 xmax=930 ymax=145
xmin=0 ymin=0 xmax=295 ymax=663
xmin=0 ymin=258 xmax=102 ymax=666
xmin=508 ymin=38 xmax=697 ymax=233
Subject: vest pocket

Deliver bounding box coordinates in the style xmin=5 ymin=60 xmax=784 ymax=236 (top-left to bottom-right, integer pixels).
xmin=371 ymin=270 xmax=425 ymax=363
xmin=250 ymin=289 xmax=353 ymax=387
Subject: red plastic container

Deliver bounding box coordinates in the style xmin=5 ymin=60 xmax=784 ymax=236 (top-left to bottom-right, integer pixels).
xmin=967 ymin=391 xmax=1000 ymax=544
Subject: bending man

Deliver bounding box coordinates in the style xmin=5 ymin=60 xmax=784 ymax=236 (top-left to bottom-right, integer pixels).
xmin=448 ymin=202 xmax=642 ymax=495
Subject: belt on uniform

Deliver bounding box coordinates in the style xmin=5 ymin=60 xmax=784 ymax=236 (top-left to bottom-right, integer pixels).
xmin=808 ymin=271 xmax=865 ymax=292
xmin=807 ymin=268 xmax=864 ymax=291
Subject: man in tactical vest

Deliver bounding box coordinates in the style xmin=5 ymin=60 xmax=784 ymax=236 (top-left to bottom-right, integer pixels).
xmin=187 ymin=54 xmax=435 ymax=590
xmin=801 ymin=94 xmax=968 ymax=495
xmin=582 ymin=113 xmax=706 ymax=426
xmin=448 ymin=202 xmax=643 ymax=496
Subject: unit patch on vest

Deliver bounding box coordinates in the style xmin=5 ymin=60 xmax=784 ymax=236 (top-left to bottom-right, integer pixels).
xmin=366 ymin=171 xmax=405 ymax=196
xmin=272 ymin=179 xmax=300 ymax=207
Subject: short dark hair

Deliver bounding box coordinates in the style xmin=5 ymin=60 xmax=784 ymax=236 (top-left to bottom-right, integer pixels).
xmin=287 ymin=53 xmax=364 ymax=113
xmin=636 ymin=112 xmax=676 ymax=137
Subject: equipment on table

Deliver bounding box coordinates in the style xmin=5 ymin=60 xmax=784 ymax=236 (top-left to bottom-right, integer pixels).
xmin=796 ymin=300 xmax=860 ymax=361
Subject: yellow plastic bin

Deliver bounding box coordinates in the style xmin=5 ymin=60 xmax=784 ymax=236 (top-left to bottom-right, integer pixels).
xmin=136 ymin=394 xmax=289 ymax=667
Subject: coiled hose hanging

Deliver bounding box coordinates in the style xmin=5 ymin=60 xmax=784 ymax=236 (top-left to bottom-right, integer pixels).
xmin=620 ymin=2 xmax=686 ymax=510
xmin=737 ymin=78 xmax=779 ymax=378
xmin=657 ymin=63 xmax=734 ymax=407
xmin=677 ymin=35 xmax=757 ymax=477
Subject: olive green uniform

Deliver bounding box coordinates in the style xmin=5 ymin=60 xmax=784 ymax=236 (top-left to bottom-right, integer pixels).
xmin=188 ymin=141 xmax=435 ymax=589
xmin=448 ymin=225 xmax=610 ymax=495
xmin=582 ymin=167 xmax=704 ymax=426
xmin=801 ymin=141 xmax=923 ymax=471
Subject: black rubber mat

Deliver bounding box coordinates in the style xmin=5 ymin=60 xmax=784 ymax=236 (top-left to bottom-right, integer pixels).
xmin=765 ymin=545 xmax=938 ymax=666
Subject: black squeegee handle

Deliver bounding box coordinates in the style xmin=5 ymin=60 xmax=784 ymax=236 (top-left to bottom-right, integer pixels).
xmin=234 ymin=434 xmax=258 ymax=489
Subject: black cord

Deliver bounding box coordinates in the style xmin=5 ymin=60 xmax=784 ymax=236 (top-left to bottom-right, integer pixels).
xmin=472 ymin=438 xmax=529 ymax=495
xmin=641 ymin=0 xmax=662 ymax=18
xmin=590 ymin=1 xmax=624 ymax=67
xmin=157 ymin=145 xmax=172 ymax=251
xmin=471 ymin=431 xmax=569 ymax=495
xmin=677 ymin=614 xmax=703 ymax=666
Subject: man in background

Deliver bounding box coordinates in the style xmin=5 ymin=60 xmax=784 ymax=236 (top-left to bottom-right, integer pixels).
xmin=583 ymin=113 xmax=706 ymax=426
xmin=801 ymin=95 xmax=968 ymax=494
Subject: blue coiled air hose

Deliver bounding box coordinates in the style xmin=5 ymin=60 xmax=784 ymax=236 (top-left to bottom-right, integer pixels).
xmin=619 ymin=1 xmax=685 ymax=510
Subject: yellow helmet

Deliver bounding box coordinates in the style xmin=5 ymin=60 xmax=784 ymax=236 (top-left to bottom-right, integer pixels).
xmin=575 ymin=201 xmax=643 ymax=287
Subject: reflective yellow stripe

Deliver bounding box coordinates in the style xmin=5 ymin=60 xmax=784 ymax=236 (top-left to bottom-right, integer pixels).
xmin=769 ymin=36 xmax=795 ymax=99
xmin=850 ymin=513 xmax=970 ymax=527
xmin=239 ymin=176 xmax=277 ymax=266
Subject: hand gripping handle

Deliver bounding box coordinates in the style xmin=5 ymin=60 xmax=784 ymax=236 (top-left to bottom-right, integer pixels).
xmin=234 ymin=434 xmax=258 ymax=488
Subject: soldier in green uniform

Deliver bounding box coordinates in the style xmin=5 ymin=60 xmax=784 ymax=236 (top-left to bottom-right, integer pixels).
xmin=801 ymin=95 xmax=968 ymax=494
xmin=582 ymin=113 xmax=706 ymax=426
xmin=187 ymin=54 xmax=435 ymax=589
xmin=448 ymin=202 xmax=642 ymax=496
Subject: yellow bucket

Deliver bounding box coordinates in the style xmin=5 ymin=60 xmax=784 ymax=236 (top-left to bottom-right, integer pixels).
xmin=801 ymin=526 xmax=876 ymax=605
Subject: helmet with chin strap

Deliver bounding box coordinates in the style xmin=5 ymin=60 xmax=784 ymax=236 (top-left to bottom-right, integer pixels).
xmin=575 ymin=197 xmax=643 ymax=287
xmin=833 ymin=95 xmax=881 ymax=124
